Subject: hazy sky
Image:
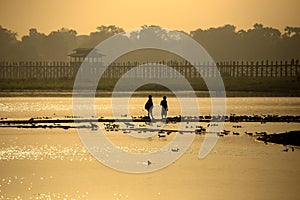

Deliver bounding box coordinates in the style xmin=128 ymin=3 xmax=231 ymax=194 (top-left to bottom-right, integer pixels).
xmin=0 ymin=0 xmax=299 ymax=38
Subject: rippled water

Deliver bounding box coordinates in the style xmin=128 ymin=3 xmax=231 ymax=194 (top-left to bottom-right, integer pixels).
xmin=0 ymin=144 xmax=93 ymax=162
xmin=0 ymin=97 xmax=299 ymax=118
xmin=0 ymin=97 xmax=299 ymax=164
xmin=0 ymin=97 xmax=299 ymax=199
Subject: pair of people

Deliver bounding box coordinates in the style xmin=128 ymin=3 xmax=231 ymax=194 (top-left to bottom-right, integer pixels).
xmin=145 ymin=95 xmax=168 ymax=120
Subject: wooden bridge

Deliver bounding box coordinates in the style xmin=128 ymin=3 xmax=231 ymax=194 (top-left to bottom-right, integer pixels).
xmin=0 ymin=59 xmax=299 ymax=80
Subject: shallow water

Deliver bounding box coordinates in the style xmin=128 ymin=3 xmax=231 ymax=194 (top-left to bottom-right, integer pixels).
xmin=0 ymin=97 xmax=299 ymax=118
xmin=0 ymin=97 xmax=299 ymax=199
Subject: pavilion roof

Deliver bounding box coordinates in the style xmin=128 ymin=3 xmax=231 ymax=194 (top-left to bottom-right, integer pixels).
xmin=68 ymin=48 xmax=105 ymax=58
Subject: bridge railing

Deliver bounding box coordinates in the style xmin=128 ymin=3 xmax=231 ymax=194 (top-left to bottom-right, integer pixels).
xmin=0 ymin=60 xmax=299 ymax=80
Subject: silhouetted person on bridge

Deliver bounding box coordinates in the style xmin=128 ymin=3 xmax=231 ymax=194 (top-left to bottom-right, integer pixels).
xmin=160 ymin=96 xmax=168 ymax=121
xmin=145 ymin=95 xmax=154 ymax=119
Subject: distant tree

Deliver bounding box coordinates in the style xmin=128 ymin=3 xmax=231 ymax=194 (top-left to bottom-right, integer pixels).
xmin=139 ymin=25 xmax=168 ymax=41
xmin=81 ymin=25 xmax=124 ymax=47
xmin=238 ymin=24 xmax=282 ymax=60
xmin=18 ymin=28 xmax=47 ymax=60
xmin=45 ymin=28 xmax=77 ymax=60
xmin=190 ymin=23 xmax=300 ymax=61
xmin=284 ymin=26 xmax=300 ymax=36
xmin=96 ymin=25 xmax=124 ymax=35
xmin=0 ymin=26 xmax=18 ymax=60
xmin=281 ymin=26 xmax=300 ymax=59
xmin=17 ymin=27 xmax=78 ymax=61
xmin=0 ymin=24 xmax=299 ymax=62
xmin=190 ymin=24 xmax=240 ymax=60
xmin=253 ymin=23 xmax=264 ymax=29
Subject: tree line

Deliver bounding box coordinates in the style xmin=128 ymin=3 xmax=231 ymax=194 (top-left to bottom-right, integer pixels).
xmin=0 ymin=24 xmax=299 ymax=62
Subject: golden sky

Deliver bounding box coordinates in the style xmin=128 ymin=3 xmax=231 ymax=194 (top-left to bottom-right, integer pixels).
xmin=0 ymin=0 xmax=299 ymax=38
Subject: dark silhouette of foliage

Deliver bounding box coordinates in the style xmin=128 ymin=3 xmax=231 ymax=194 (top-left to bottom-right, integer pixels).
xmin=0 ymin=24 xmax=299 ymax=61
xmin=190 ymin=23 xmax=300 ymax=61
xmin=0 ymin=26 xmax=19 ymax=60
xmin=83 ymin=25 xmax=124 ymax=47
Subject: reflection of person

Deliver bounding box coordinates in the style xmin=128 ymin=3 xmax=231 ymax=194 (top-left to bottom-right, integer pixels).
xmin=160 ymin=96 xmax=168 ymax=120
xmin=145 ymin=95 xmax=154 ymax=119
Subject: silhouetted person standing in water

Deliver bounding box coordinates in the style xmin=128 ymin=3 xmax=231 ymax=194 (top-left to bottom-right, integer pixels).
xmin=160 ymin=96 xmax=168 ymax=120
xmin=145 ymin=95 xmax=154 ymax=119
